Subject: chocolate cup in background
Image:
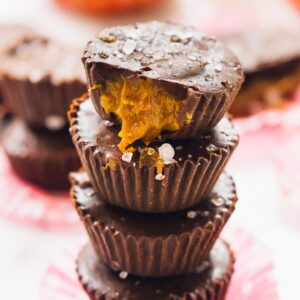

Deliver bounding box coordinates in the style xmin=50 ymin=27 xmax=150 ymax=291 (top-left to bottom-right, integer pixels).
xmin=1 ymin=77 xmax=86 ymax=129
xmin=3 ymin=119 xmax=80 ymax=190
xmin=0 ymin=37 xmax=86 ymax=129
xmin=77 ymin=239 xmax=234 ymax=300
xmin=223 ymin=26 xmax=300 ymax=117
xmin=83 ymin=21 xmax=244 ymax=137
xmin=70 ymin=171 xmax=237 ymax=277
xmin=69 ymin=95 xmax=239 ymax=213
xmin=0 ymin=25 xmax=35 ymax=111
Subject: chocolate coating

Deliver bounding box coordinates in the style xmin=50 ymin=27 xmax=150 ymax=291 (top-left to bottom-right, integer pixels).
xmin=69 ymin=95 xmax=239 ymax=212
xmin=83 ymin=21 xmax=243 ymax=136
xmin=71 ymin=171 xmax=236 ymax=237
xmin=0 ymin=37 xmax=86 ymax=128
xmin=70 ymin=170 xmax=237 ymax=277
xmin=70 ymin=96 xmax=238 ymax=165
xmin=77 ymin=239 xmax=234 ymax=300
xmin=3 ymin=119 xmax=80 ymax=190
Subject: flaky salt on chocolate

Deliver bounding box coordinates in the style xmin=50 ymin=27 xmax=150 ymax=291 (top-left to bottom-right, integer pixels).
xmin=82 ymin=21 xmax=244 ymax=151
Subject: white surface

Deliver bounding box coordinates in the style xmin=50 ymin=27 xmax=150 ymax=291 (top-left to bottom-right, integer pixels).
xmin=0 ymin=0 xmax=300 ymax=299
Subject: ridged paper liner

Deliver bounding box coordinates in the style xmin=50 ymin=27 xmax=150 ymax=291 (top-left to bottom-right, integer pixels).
xmin=69 ymin=95 xmax=239 ymax=213
xmin=1 ymin=75 xmax=86 ymax=128
xmin=76 ymin=240 xmax=234 ymax=300
xmin=5 ymin=151 xmax=79 ymax=190
xmin=90 ymin=84 xmax=240 ymax=139
xmin=40 ymin=226 xmax=279 ymax=300
xmin=3 ymin=124 xmax=80 ymax=190
xmin=71 ymin=173 xmax=237 ymax=277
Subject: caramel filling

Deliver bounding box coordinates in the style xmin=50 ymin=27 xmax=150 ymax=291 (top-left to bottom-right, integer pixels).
xmin=100 ymin=77 xmax=185 ymax=152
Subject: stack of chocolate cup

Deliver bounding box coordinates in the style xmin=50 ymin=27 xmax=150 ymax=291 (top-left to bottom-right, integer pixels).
xmin=0 ymin=33 xmax=85 ymax=190
xmin=69 ymin=21 xmax=244 ymax=299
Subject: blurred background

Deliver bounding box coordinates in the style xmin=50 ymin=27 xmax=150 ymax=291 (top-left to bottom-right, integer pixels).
xmin=0 ymin=0 xmax=300 ymax=299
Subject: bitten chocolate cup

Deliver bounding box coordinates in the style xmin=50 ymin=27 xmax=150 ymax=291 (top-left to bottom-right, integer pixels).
xmin=82 ymin=21 xmax=244 ymax=150
xmin=77 ymin=239 xmax=234 ymax=299
xmin=70 ymin=171 xmax=237 ymax=277
xmin=0 ymin=36 xmax=86 ymax=129
xmin=3 ymin=119 xmax=80 ymax=190
xmin=69 ymin=95 xmax=239 ymax=213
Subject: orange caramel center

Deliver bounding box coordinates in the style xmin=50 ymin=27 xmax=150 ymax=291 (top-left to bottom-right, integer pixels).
xmin=100 ymin=77 xmax=185 ymax=152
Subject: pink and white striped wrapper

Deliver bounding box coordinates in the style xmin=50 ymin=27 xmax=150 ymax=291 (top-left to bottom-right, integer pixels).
xmin=0 ymin=150 xmax=80 ymax=230
xmin=40 ymin=226 xmax=279 ymax=300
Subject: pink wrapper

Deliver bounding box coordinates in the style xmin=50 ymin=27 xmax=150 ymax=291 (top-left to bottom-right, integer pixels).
xmin=273 ymin=129 xmax=300 ymax=230
xmin=0 ymin=150 xmax=80 ymax=229
xmin=40 ymin=226 xmax=279 ymax=300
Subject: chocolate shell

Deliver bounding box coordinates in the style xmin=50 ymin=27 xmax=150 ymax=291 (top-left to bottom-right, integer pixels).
xmin=3 ymin=119 xmax=80 ymax=190
xmin=83 ymin=21 xmax=244 ymax=139
xmin=69 ymin=94 xmax=239 ymax=213
xmin=70 ymin=171 xmax=237 ymax=277
xmin=0 ymin=37 xmax=86 ymax=129
xmin=76 ymin=239 xmax=234 ymax=299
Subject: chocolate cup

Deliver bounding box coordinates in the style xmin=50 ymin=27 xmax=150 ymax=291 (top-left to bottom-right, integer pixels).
xmin=1 ymin=76 xmax=86 ymax=128
xmin=83 ymin=21 xmax=244 ymax=137
xmin=0 ymin=37 xmax=86 ymax=129
xmin=70 ymin=171 xmax=237 ymax=277
xmin=69 ymin=95 xmax=239 ymax=213
xmin=76 ymin=239 xmax=234 ymax=299
xmin=3 ymin=119 xmax=80 ymax=190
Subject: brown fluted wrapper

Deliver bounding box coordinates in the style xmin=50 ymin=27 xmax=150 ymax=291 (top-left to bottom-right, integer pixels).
xmin=0 ymin=36 xmax=86 ymax=129
xmin=76 ymin=240 xmax=234 ymax=300
xmin=1 ymin=76 xmax=86 ymax=128
xmin=69 ymin=95 xmax=239 ymax=213
xmin=3 ymin=119 xmax=80 ymax=190
xmin=70 ymin=171 xmax=237 ymax=277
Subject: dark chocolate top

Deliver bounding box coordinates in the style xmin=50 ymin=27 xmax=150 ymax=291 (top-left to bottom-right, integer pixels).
xmin=0 ymin=36 xmax=85 ymax=84
xmin=77 ymin=240 xmax=233 ymax=300
xmin=71 ymin=171 xmax=237 ymax=237
xmin=3 ymin=119 xmax=75 ymax=157
xmin=223 ymin=26 xmax=300 ymax=74
xmin=71 ymin=96 xmax=239 ymax=165
xmin=83 ymin=21 xmax=243 ymax=96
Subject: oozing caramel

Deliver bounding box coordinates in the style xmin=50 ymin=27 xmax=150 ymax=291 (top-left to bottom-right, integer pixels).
xmin=100 ymin=77 xmax=185 ymax=152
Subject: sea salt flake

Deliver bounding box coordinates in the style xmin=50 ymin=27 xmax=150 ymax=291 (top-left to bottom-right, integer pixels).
xmin=155 ymin=173 xmax=166 ymax=181
xmin=214 ymin=64 xmax=222 ymax=72
xmin=85 ymin=188 xmax=95 ymax=197
xmin=123 ymin=40 xmax=136 ymax=55
xmin=198 ymin=210 xmax=210 ymax=217
xmin=121 ymin=152 xmax=133 ymax=163
xmin=44 ymin=115 xmax=66 ymax=131
xmin=206 ymin=144 xmax=217 ymax=152
xmin=187 ymin=211 xmax=197 ymax=219
xmin=158 ymin=143 xmax=175 ymax=164
xmin=211 ymin=196 xmax=225 ymax=206
xmin=119 ymin=271 xmax=128 ymax=279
